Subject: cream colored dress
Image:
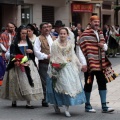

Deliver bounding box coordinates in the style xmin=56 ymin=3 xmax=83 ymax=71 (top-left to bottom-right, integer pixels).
xmin=1 ymin=43 xmax=44 ymax=101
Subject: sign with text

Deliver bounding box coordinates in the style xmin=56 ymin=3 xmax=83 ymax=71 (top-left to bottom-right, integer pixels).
xmin=71 ymin=3 xmax=93 ymax=13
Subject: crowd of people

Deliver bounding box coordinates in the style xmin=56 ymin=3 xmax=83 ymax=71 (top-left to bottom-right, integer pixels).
xmin=0 ymin=15 xmax=118 ymax=117
xmin=103 ymin=24 xmax=120 ymax=57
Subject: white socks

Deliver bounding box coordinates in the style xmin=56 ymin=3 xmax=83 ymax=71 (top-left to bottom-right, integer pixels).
xmin=64 ymin=106 xmax=71 ymax=117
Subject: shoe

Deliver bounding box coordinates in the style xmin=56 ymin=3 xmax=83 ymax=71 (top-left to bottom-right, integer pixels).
xmin=85 ymin=103 xmax=96 ymax=113
xmin=12 ymin=102 xmax=17 ymax=107
xmin=65 ymin=111 xmax=71 ymax=117
xmin=102 ymin=106 xmax=114 ymax=113
xmin=85 ymin=108 xmax=96 ymax=113
xmin=42 ymin=100 xmax=49 ymax=107
xmin=26 ymin=105 xmax=34 ymax=109
xmin=53 ymin=105 xmax=60 ymax=114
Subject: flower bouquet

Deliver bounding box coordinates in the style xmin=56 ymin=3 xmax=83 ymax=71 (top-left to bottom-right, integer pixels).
xmin=115 ymin=34 xmax=120 ymax=45
xmin=51 ymin=62 xmax=66 ymax=88
xmin=12 ymin=54 xmax=29 ymax=72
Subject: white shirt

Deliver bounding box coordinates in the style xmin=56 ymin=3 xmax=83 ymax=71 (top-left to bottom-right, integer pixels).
xmin=34 ymin=35 xmax=53 ymax=60
xmin=76 ymin=46 xmax=87 ymax=65
xmin=93 ymin=30 xmax=108 ymax=51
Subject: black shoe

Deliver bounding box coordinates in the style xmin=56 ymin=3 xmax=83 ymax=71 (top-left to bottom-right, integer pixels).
xmin=42 ymin=100 xmax=49 ymax=107
xmin=12 ymin=102 xmax=17 ymax=107
xmin=26 ymin=105 xmax=34 ymax=109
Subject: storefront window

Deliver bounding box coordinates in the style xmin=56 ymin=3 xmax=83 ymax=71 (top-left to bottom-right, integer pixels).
xmin=21 ymin=5 xmax=33 ymax=25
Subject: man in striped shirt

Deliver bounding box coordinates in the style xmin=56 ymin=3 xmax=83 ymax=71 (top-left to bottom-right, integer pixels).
xmin=79 ymin=16 xmax=114 ymax=113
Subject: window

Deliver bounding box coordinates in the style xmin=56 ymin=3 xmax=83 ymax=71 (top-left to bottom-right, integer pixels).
xmin=21 ymin=5 xmax=33 ymax=25
xmin=42 ymin=6 xmax=54 ymax=25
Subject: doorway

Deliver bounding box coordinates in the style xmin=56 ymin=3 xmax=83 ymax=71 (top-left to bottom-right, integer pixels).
xmin=103 ymin=15 xmax=111 ymax=26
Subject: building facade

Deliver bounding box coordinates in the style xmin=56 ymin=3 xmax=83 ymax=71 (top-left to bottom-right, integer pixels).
xmin=101 ymin=0 xmax=120 ymax=27
xmin=0 ymin=0 xmax=103 ymax=29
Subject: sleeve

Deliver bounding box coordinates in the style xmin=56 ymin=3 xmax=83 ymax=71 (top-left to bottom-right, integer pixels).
xmin=76 ymin=46 xmax=87 ymax=65
xmin=5 ymin=48 xmax=10 ymax=60
xmin=103 ymin=43 xmax=108 ymax=51
xmin=0 ymin=43 xmax=7 ymax=52
xmin=33 ymin=37 xmax=48 ymax=60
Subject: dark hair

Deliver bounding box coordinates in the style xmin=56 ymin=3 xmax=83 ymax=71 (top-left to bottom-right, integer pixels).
xmin=59 ymin=27 xmax=69 ymax=35
xmin=27 ymin=25 xmax=35 ymax=31
xmin=32 ymin=23 xmax=36 ymax=27
xmin=39 ymin=22 xmax=48 ymax=29
xmin=116 ymin=25 xmax=119 ymax=27
xmin=7 ymin=22 xmax=16 ymax=27
xmin=14 ymin=25 xmax=27 ymax=43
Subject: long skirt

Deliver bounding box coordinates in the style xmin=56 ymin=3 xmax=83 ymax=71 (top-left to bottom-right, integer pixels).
xmin=1 ymin=60 xmax=44 ymax=101
xmin=46 ymin=62 xmax=86 ymax=106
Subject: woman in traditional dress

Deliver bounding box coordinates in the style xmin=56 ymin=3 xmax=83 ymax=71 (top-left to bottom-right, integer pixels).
xmin=27 ymin=24 xmax=37 ymax=46
xmin=46 ymin=28 xmax=86 ymax=117
xmin=26 ymin=24 xmax=38 ymax=65
xmin=108 ymin=26 xmax=119 ymax=57
xmin=1 ymin=26 xmax=44 ymax=109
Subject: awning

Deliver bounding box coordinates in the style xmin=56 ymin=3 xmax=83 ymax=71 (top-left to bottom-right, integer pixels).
xmin=0 ymin=0 xmax=24 ymax=5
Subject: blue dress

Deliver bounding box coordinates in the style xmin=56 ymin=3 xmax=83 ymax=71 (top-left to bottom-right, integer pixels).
xmin=46 ymin=40 xmax=86 ymax=106
xmin=46 ymin=77 xmax=86 ymax=106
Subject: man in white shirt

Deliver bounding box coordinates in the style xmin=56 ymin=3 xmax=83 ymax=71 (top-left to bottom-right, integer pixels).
xmin=34 ymin=22 xmax=53 ymax=107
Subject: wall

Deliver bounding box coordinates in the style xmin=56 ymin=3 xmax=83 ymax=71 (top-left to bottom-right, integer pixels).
xmin=2 ymin=4 xmax=18 ymax=27
xmin=23 ymin=0 xmax=70 ymax=27
xmin=101 ymin=9 xmax=114 ymax=27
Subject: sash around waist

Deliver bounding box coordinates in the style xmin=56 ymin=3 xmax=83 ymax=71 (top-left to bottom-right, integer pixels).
xmin=39 ymin=59 xmax=49 ymax=64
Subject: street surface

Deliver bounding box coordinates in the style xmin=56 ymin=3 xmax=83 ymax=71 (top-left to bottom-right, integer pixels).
xmin=0 ymin=56 xmax=120 ymax=120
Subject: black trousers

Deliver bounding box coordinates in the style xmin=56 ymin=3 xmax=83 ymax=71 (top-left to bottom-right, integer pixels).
xmin=39 ymin=62 xmax=49 ymax=100
xmin=84 ymin=71 xmax=107 ymax=92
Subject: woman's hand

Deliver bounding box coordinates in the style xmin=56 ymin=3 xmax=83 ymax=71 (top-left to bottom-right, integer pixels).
xmin=26 ymin=49 xmax=33 ymax=54
xmin=14 ymin=61 xmax=20 ymax=66
xmin=81 ymin=65 xmax=87 ymax=72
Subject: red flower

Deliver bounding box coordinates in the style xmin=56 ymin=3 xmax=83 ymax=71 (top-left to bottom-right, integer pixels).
xmin=15 ymin=54 xmax=24 ymax=60
xmin=115 ymin=34 xmax=120 ymax=37
xmin=52 ymin=63 xmax=61 ymax=68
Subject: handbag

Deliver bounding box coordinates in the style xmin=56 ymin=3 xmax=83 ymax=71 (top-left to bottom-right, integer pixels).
xmin=100 ymin=52 xmax=118 ymax=83
xmin=102 ymin=66 xmax=118 ymax=83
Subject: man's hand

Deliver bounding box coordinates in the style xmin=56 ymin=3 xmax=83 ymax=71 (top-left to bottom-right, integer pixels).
xmin=47 ymin=54 xmax=51 ymax=59
xmin=98 ymin=43 xmax=104 ymax=48
xmin=81 ymin=65 xmax=87 ymax=72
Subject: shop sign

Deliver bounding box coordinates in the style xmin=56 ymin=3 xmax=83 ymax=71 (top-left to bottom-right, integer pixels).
xmin=71 ymin=3 xmax=93 ymax=13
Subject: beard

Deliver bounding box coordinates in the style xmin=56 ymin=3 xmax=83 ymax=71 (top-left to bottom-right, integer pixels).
xmin=91 ymin=25 xmax=99 ymax=30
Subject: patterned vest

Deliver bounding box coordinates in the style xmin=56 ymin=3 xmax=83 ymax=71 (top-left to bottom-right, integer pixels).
xmin=39 ymin=35 xmax=50 ymax=64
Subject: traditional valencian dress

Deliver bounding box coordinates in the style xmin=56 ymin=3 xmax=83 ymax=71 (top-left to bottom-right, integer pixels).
xmin=1 ymin=39 xmax=44 ymax=101
xmin=46 ymin=39 xmax=86 ymax=106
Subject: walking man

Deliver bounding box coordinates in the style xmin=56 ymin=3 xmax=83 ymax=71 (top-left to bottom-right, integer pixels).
xmin=79 ymin=15 xmax=114 ymax=113
xmin=34 ymin=22 xmax=53 ymax=107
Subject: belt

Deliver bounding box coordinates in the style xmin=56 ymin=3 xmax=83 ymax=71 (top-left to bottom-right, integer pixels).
xmin=39 ymin=59 xmax=49 ymax=64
